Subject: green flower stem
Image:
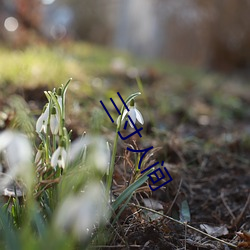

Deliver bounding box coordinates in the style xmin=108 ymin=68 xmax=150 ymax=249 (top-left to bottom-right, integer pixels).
xmin=135 ymin=152 xmax=140 ymax=173
xmin=63 ymin=127 xmax=70 ymax=150
xmin=106 ymin=92 xmax=141 ymax=198
xmin=61 ymin=78 xmax=71 ymax=127
xmin=52 ymin=134 xmax=56 ymax=152
xmin=106 ymin=118 xmax=121 ymax=197
xmin=45 ymin=97 xmax=53 ymax=164
xmin=44 ymin=138 xmax=50 ymax=165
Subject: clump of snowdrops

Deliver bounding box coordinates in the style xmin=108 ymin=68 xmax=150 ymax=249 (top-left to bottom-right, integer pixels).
xmin=0 ymin=79 xmax=152 ymax=249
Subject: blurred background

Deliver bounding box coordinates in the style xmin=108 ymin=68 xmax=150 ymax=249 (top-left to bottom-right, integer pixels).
xmin=1 ymin=0 xmax=250 ymax=73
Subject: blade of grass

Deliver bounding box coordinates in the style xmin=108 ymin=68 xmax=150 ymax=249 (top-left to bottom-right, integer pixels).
xmin=112 ymin=192 xmax=133 ymax=225
xmin=32 ymin=208 xmax=46 ymax=237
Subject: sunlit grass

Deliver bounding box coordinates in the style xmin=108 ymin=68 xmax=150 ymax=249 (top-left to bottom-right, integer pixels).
xmin=0 ymin=44 xmax=85 ymax=86
xmin=0 ymin=42 xmax=207 ymax=88
xmin=0 ymin=42 xmax=133 ymax=87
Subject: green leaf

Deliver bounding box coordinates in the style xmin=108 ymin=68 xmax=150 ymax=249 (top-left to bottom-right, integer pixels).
xmin=112 ymin=169 xmax=153 ymax=211
xmin=112 ymin=192 xmax=133 ymax=225
xmin=62 ymin=78 xmax=72 ymax=98
xmin=0 ymin=207 xmax=21 ymax=250
xmin=32 ymin=208 xmax=46 ymax=237
xmin=179 ymin=199 xmax=191 ymax=222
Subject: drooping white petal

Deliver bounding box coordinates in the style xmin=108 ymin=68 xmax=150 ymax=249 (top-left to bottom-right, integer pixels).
xmin=93 ymin=138 xmax=110 ymax=173
xmin=36 ymin=104 xmax=50 ymax=134
xmin=67 ymin=137 xmax=88 ymax=163
xmin=0 ymin=130 xmax=33 ymax=190
xmin=128 ymin=108 xmax=136 ymax=127
xmin=55 ymin=183 xmax=109 ymax=240
xmin=5 ymin=133 xmax=32 ymax=170
xmin=57 ymin=96 xmax=63 ymax=112
xmin=61 ymin=148 xmax=67 ymax=161
xmin=36 ymin=113 xmax=45 ymax=133
xmin=121 ymin=109 xmax=129 ymax=121
xmin=51 ymin=147 xmax=67 ymax=169
xmin=67 ymin=136 xmax=110 ymax=173
xmin=0 ymin=130 xmax=13 ymax=151
xmin=59 ymin=148 xmax=67 ymax=169
xmin=135 ymin=108 xmax=144 ymax=125
xmin=57 ymin=158 xmax=65 ymax=169
xmin=51 ymin=147 xmax=61 ymax=168
xmin=44 ymin=103 xmax=50 ymax=117
xmin=50 ymin=114 xmax=59 ymax=135
xmin=120 ymin=102 xmax=144 ymax=128
xmin=41 ymin=121 xmax=48 ymax=133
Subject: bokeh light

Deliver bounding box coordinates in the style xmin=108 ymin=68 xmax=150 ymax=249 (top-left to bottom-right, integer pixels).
xmin=4 ymin=17 xmax=19 ymax=32
xmin=41 ymin=0 xmax=55 ymax=5
xmin=50 ymin=24 xmax=67 ymax=40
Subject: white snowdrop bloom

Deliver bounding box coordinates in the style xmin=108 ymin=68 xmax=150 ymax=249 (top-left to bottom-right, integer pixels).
xmin=67 ymin=135 xmax=110 ymax=173
xmin=1 ymin=131 xmax=32 ymax=170
xmin=51 ymin=145 xmax=67 ymax=169
xmin=54 ymin=182 xmax=109 ymax=240
xmin=92 ymin=137 xmax=110 ymax=173
xmin=121 ymin=100 xmax=144 ymax=128
xmin=0 ymin=130 xmax=33 ymax=189
xmin=50 ymin=106 xmax=60 ymax=135
xmin=36 ymin=103 xmax=50 ymax=133
xmin=66 ymin=136 xmax=86 ymax=163
xmin=57 ymin=95 xmax=63 ymax=111
xmin=0 ymin=130 xmax=13 ymax=151
xmin=35 ymin=144 xmax=43 ymax=164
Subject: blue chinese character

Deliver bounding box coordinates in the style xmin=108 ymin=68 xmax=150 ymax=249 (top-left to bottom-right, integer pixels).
xmin=100 ymin=92 xmax=129 ymax=123
xmin=117 ymin=115 xmax=143 ymax=140
xmin=100 ymin=92 xmax=143 ymax=140
xmin=147 ymin=162 xmax=173 ymax=191
xmin=127 ymin=146 xmax=154 ymax=170
xmin=127 ymin=146 xmax=173 ymax=191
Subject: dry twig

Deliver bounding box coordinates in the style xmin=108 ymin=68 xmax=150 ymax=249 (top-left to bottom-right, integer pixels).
xmin=129 ymin=203 xmax=237 ymax=249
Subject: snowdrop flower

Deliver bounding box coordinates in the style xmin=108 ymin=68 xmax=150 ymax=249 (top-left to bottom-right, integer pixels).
xmin=54 ymin=182 xmax=109 ymax=240
xmin=57 ymin=95 xmax=63 ymax=111
xmin=67 ymin=135 xmax=110 ymax=173
xmin=121 ymin=99 xmax=144 ymax=127
xmin=51 ymin=143 xmax=67 ymax=169
xmin=50 ymin=106 xmax=60 ymax=135
xmin=0 ymin=130 xmax=33 ymax=190
xmin=35 ymin=144 xmax=43 ymax=164
xmin=91 ymin=137 xmax=110 ymax=173
xmin=36 ymin=103 xmax=50 ymax=133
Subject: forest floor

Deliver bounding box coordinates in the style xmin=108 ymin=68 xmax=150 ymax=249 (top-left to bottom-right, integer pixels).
xmin=0 ymin=42 xmax=250 ymax=249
